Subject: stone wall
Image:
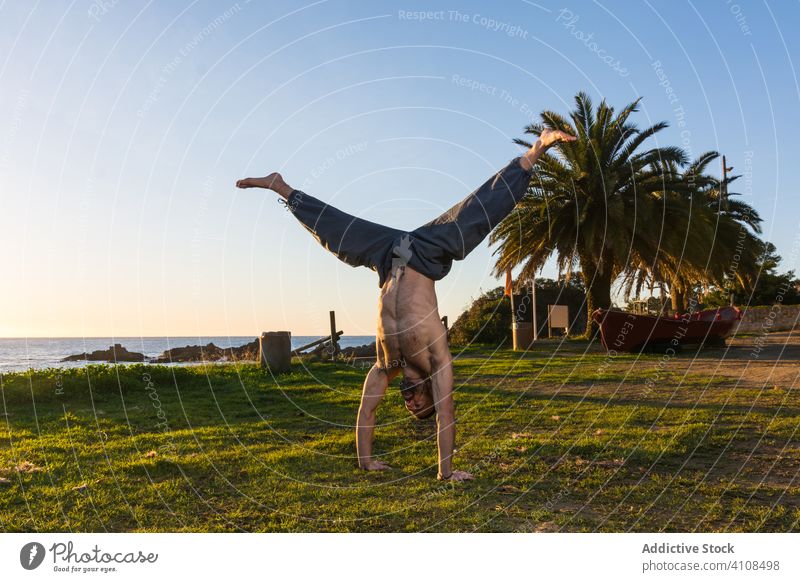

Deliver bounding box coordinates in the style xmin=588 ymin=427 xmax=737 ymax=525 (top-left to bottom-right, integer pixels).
xmin=733 ymin=305 xmax=800 ymax=334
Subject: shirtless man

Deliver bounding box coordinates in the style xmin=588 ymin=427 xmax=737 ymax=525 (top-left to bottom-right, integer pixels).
xmin=236 ymin=129 xmax=575 ymax=481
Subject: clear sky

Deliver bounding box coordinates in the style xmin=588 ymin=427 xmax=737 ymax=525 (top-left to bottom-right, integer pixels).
xmin=1 ymin=0 xmax=798 ymax=338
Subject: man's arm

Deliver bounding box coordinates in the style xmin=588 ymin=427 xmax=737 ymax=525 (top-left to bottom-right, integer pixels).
xmin=429 ymin=350 xmax=473 ymax=481
xmin=356 ymin=365 xmax=394 ymax=470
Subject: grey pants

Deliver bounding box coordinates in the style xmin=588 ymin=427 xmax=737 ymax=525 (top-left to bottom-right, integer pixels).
xmin=284 ymin=157 xmax=534 ymax=287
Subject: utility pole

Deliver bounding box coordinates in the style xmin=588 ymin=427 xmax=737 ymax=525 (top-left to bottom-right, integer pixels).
xmin=721 ymin=155 xmax=733 ymax=211
xmin=722 ymin=155 xmax=734 ymax=305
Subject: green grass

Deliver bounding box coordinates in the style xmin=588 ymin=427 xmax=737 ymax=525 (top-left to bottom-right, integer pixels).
xmin=1 ymin=346 xmax=799 ymax=532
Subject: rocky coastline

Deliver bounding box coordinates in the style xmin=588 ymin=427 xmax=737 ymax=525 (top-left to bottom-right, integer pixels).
xmin=61 ymin=338 xmax=377 ymax=364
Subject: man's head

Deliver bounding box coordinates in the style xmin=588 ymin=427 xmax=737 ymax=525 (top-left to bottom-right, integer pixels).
xmin=400 ymin=376 xmax=436 ymax=419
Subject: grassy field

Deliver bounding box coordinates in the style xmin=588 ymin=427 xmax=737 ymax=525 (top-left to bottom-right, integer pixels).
xmin=1 ymin=343 xmax=799 ymax=532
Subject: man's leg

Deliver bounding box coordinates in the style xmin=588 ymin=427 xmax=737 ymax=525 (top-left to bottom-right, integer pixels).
xmin=410 ymin=131 xmax=575 ymax=264
xmin=236 ymin=172 xmax=402 ymax=281
xmin=409 ymin=157 xmax=534 ymax=263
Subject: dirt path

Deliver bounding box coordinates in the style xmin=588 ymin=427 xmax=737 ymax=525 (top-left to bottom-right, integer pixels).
xmin=678 ymin=330 xmax=800 ymax=388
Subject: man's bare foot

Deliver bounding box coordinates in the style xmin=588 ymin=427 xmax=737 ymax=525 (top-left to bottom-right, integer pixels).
xmin=520 ymin=129 xmax=577 ymax=171
xmin=537 ymin=128 xmax=576 ymax=148
xmin=235 ymin=172 xmax=283 ymax=189
xmin=235 ymin=172 xmax=293 ymax=199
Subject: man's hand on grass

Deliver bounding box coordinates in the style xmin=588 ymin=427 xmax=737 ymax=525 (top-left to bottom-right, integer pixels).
xmin=360 ymin=459 xmax=391 ymax=471
xmin=438 ymin=470 xmax=474 ymax=482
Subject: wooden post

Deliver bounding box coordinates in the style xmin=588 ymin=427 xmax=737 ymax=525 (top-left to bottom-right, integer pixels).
xmin=510 ymin=289 xmax=517 ymax=350
xmin=259 ymin=331 xmax=292 ymax=373
xmin=291 ymin=331 xmax=343 ymax=355
xmin=329 ymin=310 xmax=340 ymax=356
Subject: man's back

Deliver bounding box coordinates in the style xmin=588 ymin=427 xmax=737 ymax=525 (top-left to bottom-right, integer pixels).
xmin=376 ymin=266 xmax=448 ymax=381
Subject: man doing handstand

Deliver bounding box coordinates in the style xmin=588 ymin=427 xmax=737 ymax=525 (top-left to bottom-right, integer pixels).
xmin=236 ymin=129 xmax=574 ymax=481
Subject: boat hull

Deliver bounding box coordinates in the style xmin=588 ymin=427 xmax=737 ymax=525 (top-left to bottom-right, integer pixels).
xmin=592 ymin=307 xmax=741 ymax=353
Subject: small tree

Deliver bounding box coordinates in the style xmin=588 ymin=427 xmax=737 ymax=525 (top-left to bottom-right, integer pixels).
xmin=704 ymin=243 xmax=800 ymax=306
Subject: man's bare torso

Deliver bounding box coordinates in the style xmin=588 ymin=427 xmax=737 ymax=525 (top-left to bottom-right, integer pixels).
xmin=376 ymin=265 xmax=449 ymax=384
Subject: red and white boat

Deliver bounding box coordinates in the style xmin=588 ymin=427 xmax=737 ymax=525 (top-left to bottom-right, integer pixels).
xmin=592 ymin=306 xmax=741 ymax=353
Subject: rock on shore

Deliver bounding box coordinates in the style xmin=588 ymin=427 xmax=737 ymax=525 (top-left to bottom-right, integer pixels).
xmin=61 ymin=339 xmax=261 ymax=364
xmin=61 ymin=337 xmax=375 ymax=365
xmin=60 ymin=343 xmax=146 ymax=362
xmin=151 ymin=338 xmax=260 ymax=363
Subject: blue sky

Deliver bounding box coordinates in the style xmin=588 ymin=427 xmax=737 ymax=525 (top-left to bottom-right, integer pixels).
xmin=1 ymin=0 xmax=798 ymax=337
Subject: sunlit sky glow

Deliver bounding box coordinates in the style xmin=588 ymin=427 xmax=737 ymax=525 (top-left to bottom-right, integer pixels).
xmin=1 ymin=0 xmax=798 ymax=337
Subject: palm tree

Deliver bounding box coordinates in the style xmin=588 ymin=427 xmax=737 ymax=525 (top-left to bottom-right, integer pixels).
xmin=490 ymin=92 xmax=687 ymax=336
xmin=620 ymin=151 xmax=763 ymax=311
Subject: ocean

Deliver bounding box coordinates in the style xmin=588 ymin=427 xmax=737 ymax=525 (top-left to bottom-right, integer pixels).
xmin=0 ymin=336 xmax=375 ymax=373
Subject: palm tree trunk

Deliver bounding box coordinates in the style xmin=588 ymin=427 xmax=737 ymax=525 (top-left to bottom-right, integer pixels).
xmin=581 ymin=256 xmax=613 ymax=337
xmin=670 ymin=278 xmax=685 ymax=313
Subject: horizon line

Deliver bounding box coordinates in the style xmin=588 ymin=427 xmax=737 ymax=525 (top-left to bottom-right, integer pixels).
xmin=0 ymin=333 xmax=375 ymax=340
